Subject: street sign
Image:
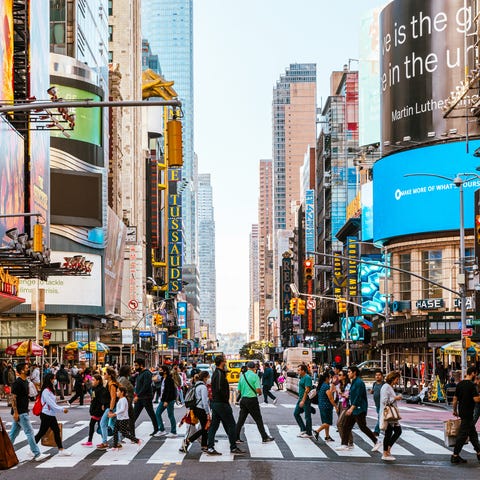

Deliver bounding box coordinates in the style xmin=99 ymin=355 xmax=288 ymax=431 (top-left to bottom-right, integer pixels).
xmin=306 ymin=298 xmax=316 ymax=310
xmin=42 ymin=330 xmax=51 ymax=339
xmin=128 ymin=299 xmax=139 ymax=310
xmin=139 ymin=330 xmax=153 ymax=337
xmin=462 ymin=328 xmax=473 ymax=337
xmin=472 ymin=319 xmax=480 ymax=326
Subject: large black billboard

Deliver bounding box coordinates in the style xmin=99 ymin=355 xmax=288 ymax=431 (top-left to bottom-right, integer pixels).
xmin=380 ymin=0 xmax=480 ymax=148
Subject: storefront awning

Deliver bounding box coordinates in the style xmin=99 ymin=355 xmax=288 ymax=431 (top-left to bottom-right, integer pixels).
xmin=0 ymin=292 xmax=25 ymax=312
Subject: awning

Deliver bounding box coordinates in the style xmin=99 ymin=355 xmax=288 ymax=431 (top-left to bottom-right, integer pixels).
xmin=0 ymin=292 xmax=25 ymax=312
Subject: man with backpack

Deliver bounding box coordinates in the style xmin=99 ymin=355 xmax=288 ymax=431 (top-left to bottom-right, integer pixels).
xmin=9 ymin=363 xmax=49 ymax=462
xmin=55 ymin=364 xmax=69 ymax=400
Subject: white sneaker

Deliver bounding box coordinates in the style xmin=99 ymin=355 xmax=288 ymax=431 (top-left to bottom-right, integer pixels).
xmin=372 ymin=442 xmax=382 ymax=452
xmin=335 ymin=445 xmax=352 ymax=451
xmin=34 ymin=453 xmax=50 ymax=462
xmin=155 ymin=431 xmax=167 ymax=437
xmin=382 ymin=454 xmax=396 ymax=461
xmin=297 ymin=431 xmax=306 ymax=437
xmin=273 ymin=398 xmax=278 ymax=405
xmin=58 ymin=449 xmax=72 ymax=456
xmin=299 ymin=433 xmax=313 ymax=438
xmin=165 ymin=433 xmax=177 ymax=438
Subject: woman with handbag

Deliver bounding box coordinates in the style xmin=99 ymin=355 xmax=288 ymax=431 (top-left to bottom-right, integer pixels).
xmin=380 ymin=371 xmax=402 ymax=461
xmin=34 ymin=373 xmax=71 ymax=456
xmin=335 ymin=370 xmax=353 ymax=447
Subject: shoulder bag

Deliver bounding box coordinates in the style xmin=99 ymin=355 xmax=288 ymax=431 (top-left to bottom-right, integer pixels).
xmin=0 ymin=416 xmax=18 ymax=469
xmin=383 ymin=402 xmax=401 ymax=422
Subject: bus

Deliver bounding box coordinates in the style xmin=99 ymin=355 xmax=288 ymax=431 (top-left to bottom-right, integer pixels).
xmin=283 ymin=347 xmax=313 ymax=393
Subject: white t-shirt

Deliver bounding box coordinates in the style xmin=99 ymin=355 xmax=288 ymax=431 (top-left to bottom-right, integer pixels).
xmin=116 ymin=397 xmax=129 ymax=420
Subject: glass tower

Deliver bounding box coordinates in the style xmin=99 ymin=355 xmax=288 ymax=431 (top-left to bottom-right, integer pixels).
xmin=141 ymin=0 xmax=195 ymax=264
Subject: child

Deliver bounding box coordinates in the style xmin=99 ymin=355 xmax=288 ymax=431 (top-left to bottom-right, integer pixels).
xmin=82 ymin=374 xmax=107 ymax=447
xmin=108 ymin=386 xmax=141 ymax=450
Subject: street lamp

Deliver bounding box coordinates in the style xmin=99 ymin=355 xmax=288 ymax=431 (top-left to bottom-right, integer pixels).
xmin=404 ymin=171 xmax=480 ymax=376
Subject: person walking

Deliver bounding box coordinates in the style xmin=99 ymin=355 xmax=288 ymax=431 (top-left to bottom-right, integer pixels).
xmin=294 ymin=364 xmax=314 ymax=438
xmin=313 ymin=372 xmax=336 ymax=442
xmin=133 ymin=358 xmax=159 ymax=436
xmin=261 ymin=362 xmax=277 ymax=405
xmin=34 ymin=373 xmax=71 ymax=456
xmin=451 ymin=366 xmax=480 ymax=464
xmin=118 ymin=365 xmax=136 ymax=437
xmin=206 ymin=355 xmax=244 ymax=456
xmin=55 ymin=364 xmax=69 ymax=400
xmin=370 ymin=369 xmax=385 ymax=437
xmin=82 ymin=374 xmax=107 ymax=447
xmin=337 ymin=365 xmax=381 ymax=452
xmin=108 ymin=386 xmax=141 ymax=450
xmin=379 ymin=371 xmax=402 ymax=461
xmin=335 ymin=369 xmax=353 ymax=447
xmin=180 ymin=370 xmax=211 ymax=453
xmin=9 ymin=363 xmax=49 ymax=462
xmin=236 ymin=361 xmax=274 ymax=444
xmin=68 ymin=367 xmax=85 ymax=406
xmin=97 ymin=367 xmax=119 ymax=449
xmin=155 ymin=365 xmax=178 ymax=437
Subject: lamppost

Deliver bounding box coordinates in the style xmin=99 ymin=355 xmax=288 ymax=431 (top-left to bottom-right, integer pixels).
xmin=404 ymin=172 xmax=480 ymax=377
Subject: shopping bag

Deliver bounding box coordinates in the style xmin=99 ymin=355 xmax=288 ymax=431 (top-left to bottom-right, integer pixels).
xmin=41 ymin=423 xmax=63 ymax=447
xmin=444 ymin=418 xmax=461 ymax=447
xmin=0 ymin=417 xmax=18 ymax=469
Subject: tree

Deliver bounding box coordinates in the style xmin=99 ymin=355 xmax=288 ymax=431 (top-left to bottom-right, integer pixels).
xmin=238 ymin=340 xmax=273 ymax=361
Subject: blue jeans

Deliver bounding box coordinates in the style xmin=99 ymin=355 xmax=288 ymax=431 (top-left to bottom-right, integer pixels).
xmin=155 ymin=400 xmax=176 ymax=433
xmin=374 ymin=405 xmax=381 ymax=434
xmin=100 ymin=408 xmax=111 ymax=443
xmin=294 ymin=399 xmax=312 ymax=435
xmin=9 ymin=413 xmax=41 ymax=457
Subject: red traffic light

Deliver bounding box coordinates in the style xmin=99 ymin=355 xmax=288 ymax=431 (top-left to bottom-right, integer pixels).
xmin=304 ymin=259 xmax=313 ymax=268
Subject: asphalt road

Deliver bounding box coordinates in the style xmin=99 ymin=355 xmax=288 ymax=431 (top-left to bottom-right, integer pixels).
xmin=1 ymin=388 xmax=479 ymax=480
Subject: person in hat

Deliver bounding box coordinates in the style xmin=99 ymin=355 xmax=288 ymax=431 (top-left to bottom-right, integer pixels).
xmin=235 ymin=361 xmax=274 ymax=444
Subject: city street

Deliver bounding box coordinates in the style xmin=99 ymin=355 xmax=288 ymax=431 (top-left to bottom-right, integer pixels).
xmin=1 ymin=388 xmax=479 ymax=480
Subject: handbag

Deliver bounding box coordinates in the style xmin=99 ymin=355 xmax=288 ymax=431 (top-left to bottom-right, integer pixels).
xmin=383 ymin=402 xmax=401 ymax=422
xmin=41 ymin=423 xmax=63 ymax=447
xmin=444 ymin=418 xmax=461 ymax=437
xmin=307 ymin=388 xmax=317 ymax=400
xmin=0 ymin=416 xmax=18 ymax=469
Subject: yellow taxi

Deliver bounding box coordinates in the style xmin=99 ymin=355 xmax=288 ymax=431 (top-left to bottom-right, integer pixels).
xmin=226 ymin=359 xmax=248 ymax=384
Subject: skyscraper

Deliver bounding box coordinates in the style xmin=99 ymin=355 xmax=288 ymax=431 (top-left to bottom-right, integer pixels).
xmin=141 ymin=0 xmax=196 ymax=266
xmin=197 ymin=174 xmax=216 ymax=337
xmin=249 ymin=224 xmax=260 ymax=342
xmin=272 ymin=64 xmax=317 ymax=233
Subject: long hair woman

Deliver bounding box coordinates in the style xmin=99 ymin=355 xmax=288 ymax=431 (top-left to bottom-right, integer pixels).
xmin=335 ymin=369 xmax=353 ymax=447
xmin=97 ymin=367 xmax=119 ymax=449
xmin=380 ymin=371 xmax=402 ymax=461
xmin=313 ymin=372 xmax=336 ymax=442
xmin=34 ymin=373 xmax=71 ymax=456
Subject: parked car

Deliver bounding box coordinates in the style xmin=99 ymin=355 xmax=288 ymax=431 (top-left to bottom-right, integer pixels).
xmin=356 ymin=360 xmax=384 ymax=377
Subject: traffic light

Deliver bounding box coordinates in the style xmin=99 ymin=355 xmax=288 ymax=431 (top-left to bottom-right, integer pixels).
xmin=304 ymin=259 xmax=314 ymax=282
xmin=33 ymin=223 xmax=43 ymax=252
xmin=464 ymin=337 xmax=472 ymax=349
xmin=337 ymin=298 xmax=347 ymax=314
xmin=289 ymin=298 xmax=298 ymax=313
xmin=40 ymin=314 xmax=47 ymax=329
xmin=154 ymin=313 xmax=163 ymax=326
xmin=297 ymin=299 xmax=306 ymax=315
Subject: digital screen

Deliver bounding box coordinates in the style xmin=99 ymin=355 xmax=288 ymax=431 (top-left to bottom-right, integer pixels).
xmin=50 ymin=169 xmax=102 ymax=227
xmin=360 ymin=254 xmax=386 ymax=315
xmin=373 ymin=139 xmax=480 ymax=241
xmin=341 ymin=316 xmax=365 ymax=342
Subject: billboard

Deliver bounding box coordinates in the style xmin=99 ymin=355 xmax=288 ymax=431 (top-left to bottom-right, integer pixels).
xmin=359 ymin=8 xmax=381 ymax=147
xmin=380 ymin=0 xmax=480 ymax=147
xmin=304 ymin=190 xmax=315 ymax=254
xmin=0 ymin=118 xmax=25 ymax=242
xmin=177 ymin=301 xmax=187 ymax=329
xmin=29 ymin=0 xmax=50 ymax=241
xmin=50 ymin=85 xmax=102 ymax=146
xmin=18 ymin=251 xmax=102 ymax=307
xmin=373 ymin=139 xmax=480 ymax=241
xmin=360 ymin=254 xmax=386 ymax=316
xmin=0 ymin=0 xmax=13 ymax=103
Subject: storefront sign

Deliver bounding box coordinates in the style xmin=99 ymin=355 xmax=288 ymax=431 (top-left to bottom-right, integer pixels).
xmin=415 ymin=298 xmax=444 ymax=310
xmin=168 ymin=168 xmax=183 ymax=293
xmin=0 ymin=266 xmax=19 ymax=296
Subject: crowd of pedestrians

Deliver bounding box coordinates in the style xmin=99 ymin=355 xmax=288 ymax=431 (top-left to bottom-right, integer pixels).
xmin=3 ymin=356 xmax=480 ymax=465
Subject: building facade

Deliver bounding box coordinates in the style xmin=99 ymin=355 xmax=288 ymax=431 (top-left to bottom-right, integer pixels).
xmin=249 ymin=225 xmax=260 ymax=342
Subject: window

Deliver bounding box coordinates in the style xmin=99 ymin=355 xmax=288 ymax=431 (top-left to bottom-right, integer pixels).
xmin=108 ymin=25 xmax=113 ymax=42
xmin=108 ymin=51 xmax=113 ymax=63
xmin=398 ymin=253 xmax=411 ymax=301
xmin=422 ymin=250 xmax=443 ymax=298
xmin=108 ymin=0 xmax=113 ymax=16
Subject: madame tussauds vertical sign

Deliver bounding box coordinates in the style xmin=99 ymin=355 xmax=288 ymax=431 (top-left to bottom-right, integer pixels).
xmin=380 ymin=0 xmax=480 ymax=147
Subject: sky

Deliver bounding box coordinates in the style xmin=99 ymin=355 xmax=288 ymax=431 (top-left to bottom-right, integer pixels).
xmin=193 ymin=0 xmax=388 ymax=334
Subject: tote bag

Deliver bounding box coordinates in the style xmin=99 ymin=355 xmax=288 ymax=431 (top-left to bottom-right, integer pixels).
xmin=0 ymin=416 xmax=19 ymax=469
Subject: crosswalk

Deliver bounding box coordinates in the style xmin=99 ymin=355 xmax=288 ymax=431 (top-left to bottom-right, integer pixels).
xmin=6 ymin=419 xmax=464 ymax=468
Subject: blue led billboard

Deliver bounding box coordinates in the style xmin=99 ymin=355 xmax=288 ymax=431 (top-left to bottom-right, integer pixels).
xmin=360 ymin=254 xmax=386 ymax=316
xmin=373 ymin=140 xmax=480 ymax=241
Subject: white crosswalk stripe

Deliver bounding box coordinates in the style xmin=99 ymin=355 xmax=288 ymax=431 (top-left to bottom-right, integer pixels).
xmin=7 ymin=420 xmax=465 ymax=467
